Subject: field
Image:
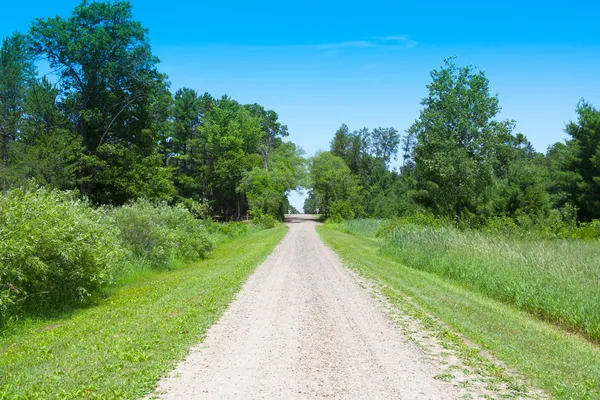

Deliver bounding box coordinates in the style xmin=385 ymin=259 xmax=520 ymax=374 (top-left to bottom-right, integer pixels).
xmin=0 ymin=225 xmax=287 ymax=399
xmin=320 ymin=221 xmax=600 ymax=399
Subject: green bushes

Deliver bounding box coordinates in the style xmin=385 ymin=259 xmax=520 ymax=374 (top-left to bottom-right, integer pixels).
xmin=112 ymin=199 xmax=215 ymax=268
xmin=0 ymin=188 xmax=125 ymax=324
xmin=253 ymin=213 xmax=278 ymax=229
xmin=0 ymin=188 xmax=258 ymax=327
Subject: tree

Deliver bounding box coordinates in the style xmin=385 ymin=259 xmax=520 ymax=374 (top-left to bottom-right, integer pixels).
xmin=303 ymin=193 xmax=318 ymax=214
xmin=331 ymin=124 xmax=351 ymax=159
xmin=30 ymin=0 xmax=169 ymax=203
xmin=245 ymin=104 xmax=288 ymax=170
xmin=239 ymin=142 xmax=305 ymax=220
xmin=172 ymin=88 xmax=204 ymax=200
xmin=15 ymin=77 xmax=81 ymax=190
xmin=551 ymin=101 xmax=600 ymax=221
xmin=409 ymin=57 xmax=511 ymax=218
xmin=0 ymin=33 xmax=35 ymax=193
xmin=370 ymin=127 xmax=400 ymax=167
xmin=309 ymin=151 xmax=361 ymax=220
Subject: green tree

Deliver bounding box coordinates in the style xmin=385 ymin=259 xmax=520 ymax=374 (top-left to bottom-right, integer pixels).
xmin=370 ymin=127 xmax=400 ymax=167
xmin=409 ymin=57 xmax=511 ymax=218
xmin=303 ymin=192 xmax=318 ymax=214
xmin=551 ymin=101 xmax=600 ymax=221
xmin=30 ymin=0 xmax=169 ymax=204
xmin=0 ymin=33 xmax=35 ymax=193
xmin=309 ymin=151 xmax=361 ymax=220
xmin=15 ymin=77 xmax=81 ymax=190
xmin=240 ymin=142 xmax=305 ymax=220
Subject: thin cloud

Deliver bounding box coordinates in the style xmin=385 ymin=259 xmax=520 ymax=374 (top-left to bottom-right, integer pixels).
xmin=317 ymin=41 xmax=377 ymax=50
xmin=316 ymin=36 xmax=418 ymax=50
xmin=375 ymin=35 xmax=419 ymax=48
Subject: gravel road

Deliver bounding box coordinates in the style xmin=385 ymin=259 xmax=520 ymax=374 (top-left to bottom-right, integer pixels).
xmin=156 ymin=215 xmax=460 ymax=399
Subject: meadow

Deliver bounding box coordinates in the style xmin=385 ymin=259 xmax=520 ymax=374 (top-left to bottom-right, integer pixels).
xmin=319 ymin=221 xmax=600 ymax=398
xmin=331 ymin=218 xmax=600 ymax=342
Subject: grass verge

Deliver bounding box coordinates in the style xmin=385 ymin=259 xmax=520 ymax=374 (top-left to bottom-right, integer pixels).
xmin=0 ymin=225 xmax=287 ymax=399
xmin=318 ymin=226 xmax=600 ymax=399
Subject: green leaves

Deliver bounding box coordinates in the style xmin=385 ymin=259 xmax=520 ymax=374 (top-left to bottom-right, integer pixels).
xmin=0 ymin=186 xmax=125 ymax=324
xmin=309 ymin=152 xmax=362 ymax=220
xmin=29 ymin=1 xmax=165 ymax=201
xmin=410 ymin=57 xmax=507 ymax=217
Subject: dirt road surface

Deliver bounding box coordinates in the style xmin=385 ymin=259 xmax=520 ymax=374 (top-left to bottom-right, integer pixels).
xmin=156 ymin=215 xmax=460 ymax=399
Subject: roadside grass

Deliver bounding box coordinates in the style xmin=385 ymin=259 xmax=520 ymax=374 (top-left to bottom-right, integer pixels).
xmin=318 ymin=226 xmax=600 ymax=399
xmin=326 ymin=218 xmax=384 ymax=238
xmin=0 ymin=225 xmax=287 ymax=400
xmin=381 ymin=224 xmax=600 ymax=343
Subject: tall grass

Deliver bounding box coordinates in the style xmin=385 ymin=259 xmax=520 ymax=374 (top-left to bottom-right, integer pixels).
xmin=379 ymin=224 xmax=600 ymax=342
xmin=328 ymin=218 xmax=384 ymax=238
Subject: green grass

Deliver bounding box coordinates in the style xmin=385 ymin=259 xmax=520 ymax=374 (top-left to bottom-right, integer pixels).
xmin=318 ymin=225 xmax=600 ymax=399
xmin=0 ymin=225 xmax=287 ymax=399
xmin=381 ymin=224 xmax=600 ymax=342
xmin=326 ymin=218 xmax=384 ymax=238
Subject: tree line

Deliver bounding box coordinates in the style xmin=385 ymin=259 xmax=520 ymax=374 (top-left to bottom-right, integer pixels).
xmin=0 ymin=1 xmax=305 ymax=220
xmin=307 ymin=57 xmax=600 ymax=229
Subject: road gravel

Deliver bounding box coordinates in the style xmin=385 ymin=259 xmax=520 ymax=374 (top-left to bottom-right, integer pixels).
xmin=156 ymin=215 xmax=460 ymax=399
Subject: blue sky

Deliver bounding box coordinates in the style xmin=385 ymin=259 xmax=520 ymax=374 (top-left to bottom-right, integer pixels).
xmin=2 ymin=1 xmax=600 ymax=210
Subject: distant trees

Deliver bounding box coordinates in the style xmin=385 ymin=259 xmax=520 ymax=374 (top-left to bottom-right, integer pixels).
xmin=2 ymin=0 xmax=599 ymax=226
xmin=0 ymin=0 xmax=304 ymax=221
xmin=312 ymin=57 xmax=600 ymax=226
xmin=308 ymin=152 xmax=361 ymax=220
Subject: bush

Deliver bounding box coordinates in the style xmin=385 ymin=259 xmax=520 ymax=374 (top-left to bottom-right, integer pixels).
xmin=571 ymin=220 xmax=600 ymax=240
xmin=111 ymin=199 xmax=215 ymax=269
xmin=0 ymin=187 xmax=125 ymax=324
xmin=328 ymin=200 xmax=355 ymax=223
xmin=253 ymin=213 xmax=277 ymax=229
xmin=200 ymin=220 xmax=249 ymax=239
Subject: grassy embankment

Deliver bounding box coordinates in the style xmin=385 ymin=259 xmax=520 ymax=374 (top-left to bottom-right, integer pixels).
xmin=0 ymin=225 xmax=287 ymax=399
xmin=319 ymin=220 xmax=600 ymax=399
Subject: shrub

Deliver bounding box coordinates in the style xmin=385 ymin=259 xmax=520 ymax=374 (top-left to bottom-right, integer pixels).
xmin=0 ymin=187 xmax=125 ymax=324
xmin=253 ymin=213 xmax=277 ymax=229
xmin=328 ymin=200 xmax=355 ymax=223
xmin=111 ymin=199 xmax=215 ymax=268
xmin=571 ymin=220 xmax=600 ymax=240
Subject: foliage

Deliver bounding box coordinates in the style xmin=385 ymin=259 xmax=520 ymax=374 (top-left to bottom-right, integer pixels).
xmin=0 ymin=33 xmax=35 ymax=193
xmin=0 ymin=226 xmax=287 ymax=399
xmin=111 ymin=199 xmax=215 ymax=269
xmin=240 ymin=142 xmax=306 ymax=220
xmin=370 ymin=221 xmax=600 ymax=342
xmin=549 ymin=101 xmax=600 ymax=222
xmin=0 ymin=187 xmax=125 ymax=325
xmin=320 ymin=225 xmax=600 ymax=399
xmin=29 ymin=1 xmax=170 ymax=204
xmin=408 ymin=57 xmax=512 ymax=218
xmin=309 ymin=151 xmax=362 ymax=219
xmin=253 ymin=213 xmax=278 ymax=229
